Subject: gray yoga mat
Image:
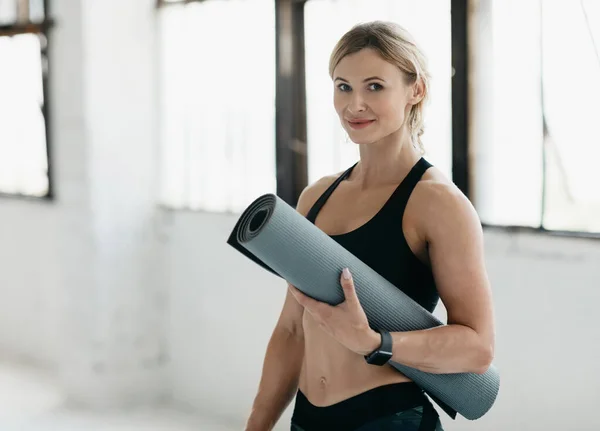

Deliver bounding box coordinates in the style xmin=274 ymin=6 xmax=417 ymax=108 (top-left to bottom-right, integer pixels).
xmin=227 ymin=193 xmax=500 ymax=421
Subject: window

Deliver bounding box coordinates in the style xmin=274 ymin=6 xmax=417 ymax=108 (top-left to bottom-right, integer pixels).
xmin=473 ymin=0 xmax=600 ymax=233
xmin=304 ymin=0 xmax=453 ymax=183
xmin=541 ymin=0 xmax=600 ymax=233
xmin=158 ymin=0 xmax=276 ymax=213
xmin=0 ymin=0 xmax=50 ymax=198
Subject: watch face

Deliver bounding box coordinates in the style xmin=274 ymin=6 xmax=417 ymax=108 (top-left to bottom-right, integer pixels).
xmin=366 ymin=350 xmax=393 ymax=366
xmin=365 ymin=330 xmax=393 ymax=366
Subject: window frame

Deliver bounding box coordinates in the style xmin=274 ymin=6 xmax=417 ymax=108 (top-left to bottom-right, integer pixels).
xmin=451 ymin=0 xmax=470 ymax=197
xmin=156 ymin=0 xmax=307 ymax=208
xmin=274 ymin=0 xmax=308 ymax=208
xmin=0 ymin=0 xmax=54 ymax=201
xmin=462 ymin=0 xmax=600 ymax=239
xmin=157 ymin=0 xmax=600 ymax=238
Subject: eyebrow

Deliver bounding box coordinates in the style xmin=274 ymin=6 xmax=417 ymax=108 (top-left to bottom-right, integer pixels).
xmin=334 ymin=76 xmax=385 ymax=83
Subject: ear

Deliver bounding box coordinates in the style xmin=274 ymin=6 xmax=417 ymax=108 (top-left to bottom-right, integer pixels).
xmin=409 ymin=78 xmax=426 ymax=105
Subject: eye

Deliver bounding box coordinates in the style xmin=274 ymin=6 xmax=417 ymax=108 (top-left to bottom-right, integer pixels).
xmin=337 ymin=83 xmax=351 ymax=92
xmin=368 ymin=83 xmax=383 ymax=91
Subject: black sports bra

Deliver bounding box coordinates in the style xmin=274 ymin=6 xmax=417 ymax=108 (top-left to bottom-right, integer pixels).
xmin=306 ymin=157 xmax=439 ymax=313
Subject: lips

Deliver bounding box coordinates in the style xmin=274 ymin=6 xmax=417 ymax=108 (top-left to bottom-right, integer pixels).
xmin=347 ymin=119 xmax=376 ymax=129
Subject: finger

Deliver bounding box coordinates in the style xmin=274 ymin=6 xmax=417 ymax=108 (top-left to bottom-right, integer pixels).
xmin=340 ymin=268 xmax=360 ymax=306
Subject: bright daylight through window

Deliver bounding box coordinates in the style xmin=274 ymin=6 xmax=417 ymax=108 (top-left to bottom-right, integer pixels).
xmin=158 ymin=0 xmax=276 ymax=213
xmin=0 ymin=0 xmax=49 ymax=198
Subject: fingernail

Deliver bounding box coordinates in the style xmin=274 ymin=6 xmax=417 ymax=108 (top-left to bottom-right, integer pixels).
xmin=343 ymin=267 xmax=352 ymax=280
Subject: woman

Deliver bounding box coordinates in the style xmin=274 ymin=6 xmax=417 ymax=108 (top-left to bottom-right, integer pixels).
xmin=244 ymin=21 xmax=495 ymax=431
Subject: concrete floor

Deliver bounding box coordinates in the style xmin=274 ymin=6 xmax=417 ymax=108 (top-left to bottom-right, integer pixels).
xmin=0 ymin=362 xmax=236 ymax=431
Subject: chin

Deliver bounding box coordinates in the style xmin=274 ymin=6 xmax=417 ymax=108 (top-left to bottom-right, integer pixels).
xmin=347 ymin=133 xmax=379 ymax=145
xmin=351 ymin=138 xmax=375 ymax=145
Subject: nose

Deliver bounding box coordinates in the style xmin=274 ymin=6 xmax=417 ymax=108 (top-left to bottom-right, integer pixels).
xmin=347 ymin=92 xmax=366 ymax=114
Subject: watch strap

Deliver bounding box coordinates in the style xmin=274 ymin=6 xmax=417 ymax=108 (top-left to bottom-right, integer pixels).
xmin=364 ymin=329 xmax=393 ymax=365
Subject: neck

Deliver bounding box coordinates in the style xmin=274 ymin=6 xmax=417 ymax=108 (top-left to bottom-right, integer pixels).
xmin=352 ymin=127 xmax=422 ymax=188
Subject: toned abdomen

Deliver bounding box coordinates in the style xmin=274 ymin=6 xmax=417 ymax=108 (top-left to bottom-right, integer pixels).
xmin=297 ymin=309 xmax=411 ymax=407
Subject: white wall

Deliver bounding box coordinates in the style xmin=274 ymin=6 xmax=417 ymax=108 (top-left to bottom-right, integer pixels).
xmin=163 ymin=210 xmax=289 ymax=428
xmin=62 ymin=0 xmax=168 ymax=409
xmin=0 ymin=0 xmax=88 ymax=369
xmin=165 ymin=214 xmax=600 ymax=431
xmin=0 ymin=201 xmax=62 ymax=367
xmin=0 ymin=0 xmax=168 ymax=410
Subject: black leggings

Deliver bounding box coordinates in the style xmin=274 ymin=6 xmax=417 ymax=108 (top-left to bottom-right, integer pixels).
xmin=290 ymin=382 xmax=444 ymax=431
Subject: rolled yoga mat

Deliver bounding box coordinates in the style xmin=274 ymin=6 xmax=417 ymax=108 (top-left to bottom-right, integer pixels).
xmin=227 ymin=193 xmax=500 ymax=421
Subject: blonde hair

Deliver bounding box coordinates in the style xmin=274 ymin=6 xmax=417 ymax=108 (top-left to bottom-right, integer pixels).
xmin=329 ymin=21 xmax=430 ymax=153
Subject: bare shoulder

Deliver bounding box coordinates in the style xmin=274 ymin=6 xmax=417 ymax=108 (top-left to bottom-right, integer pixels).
xmin=412 ymin=168 xmax=482 ymax=240
xmin=295 ymin=170 xmax=345 ymax=217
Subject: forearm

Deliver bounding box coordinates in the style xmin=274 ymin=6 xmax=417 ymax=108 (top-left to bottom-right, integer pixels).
xmin=391 ymin=324 xmax=493 ymax=374
xmin=364 ymin=324 xmax=493 ymax=375
xmin=245 ymin=328 xmax=304 ymax=431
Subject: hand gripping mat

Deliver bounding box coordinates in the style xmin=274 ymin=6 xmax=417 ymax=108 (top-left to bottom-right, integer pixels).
xmin=226 ymin=194 xmax=500 ymax=420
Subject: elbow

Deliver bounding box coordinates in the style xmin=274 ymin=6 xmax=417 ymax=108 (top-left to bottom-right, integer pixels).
xmin=472 ymin=342 xmax=494 ymax=375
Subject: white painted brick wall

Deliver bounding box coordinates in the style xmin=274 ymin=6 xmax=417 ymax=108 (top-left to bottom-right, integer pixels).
xmin=0 ymin=0 xmax=167 ymax=410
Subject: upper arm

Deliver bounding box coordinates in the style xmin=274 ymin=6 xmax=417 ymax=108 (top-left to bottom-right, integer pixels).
xmin=273 ymin=176 xmax=337 ymax=337
xmin=421 ymin=182 xmax=496 ymax=353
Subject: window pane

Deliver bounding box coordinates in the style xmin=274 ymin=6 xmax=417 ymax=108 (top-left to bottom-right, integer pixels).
xmin=541 ymin=0 xmax=600 ymax=232
xmin=476 ymin=0 xmax=600 ymax=232
xmin=158 ymin=0 xmax=276 ymax=213
xmin=474 ymin=0 xmax=544 ymax=227
xmin=0 ymin=33 xmax=49 ymax=197
xmin=0 ymin=1 xmax=17 ymax=26
xmin=29 ymin=0 xmax=46 ymax=23
xmin=304 ymin=0 xmax=452 ymax=184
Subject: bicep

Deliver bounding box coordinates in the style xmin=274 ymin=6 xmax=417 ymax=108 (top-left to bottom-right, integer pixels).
xmin=425 ymin=186 xmax=495 ymax=343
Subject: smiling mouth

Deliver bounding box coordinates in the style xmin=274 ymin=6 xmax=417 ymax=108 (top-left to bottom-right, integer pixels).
xmin=347 ymin=119 xmax=376 ymax=129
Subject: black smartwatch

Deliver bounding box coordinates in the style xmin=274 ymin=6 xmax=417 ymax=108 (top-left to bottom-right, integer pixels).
xmin=364 ymin=329 xmax=393 ymax=366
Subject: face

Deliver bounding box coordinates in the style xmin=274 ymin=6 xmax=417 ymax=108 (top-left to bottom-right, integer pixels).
xmin=332 ymin=48 xmax=422 ymax=145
